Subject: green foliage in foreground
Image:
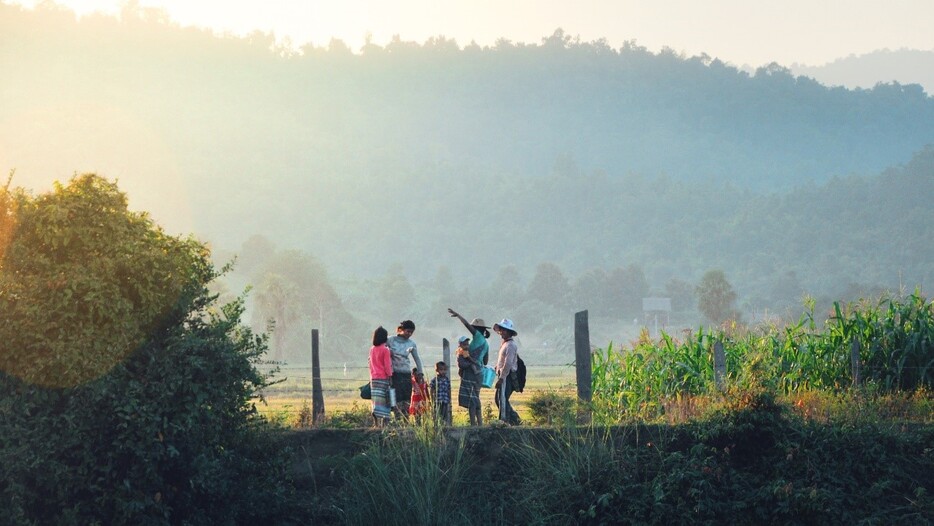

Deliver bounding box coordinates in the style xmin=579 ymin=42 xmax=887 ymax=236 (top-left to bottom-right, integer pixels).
xmin=0 ymin=174 xmax=210 ymax=388
xmin=592 ymin=293 xmax=934 ymax=423
xmin=0 ymin=175 xmax=298 ymax=524
xmin=309 ymin=390 xmax=933 ymax=525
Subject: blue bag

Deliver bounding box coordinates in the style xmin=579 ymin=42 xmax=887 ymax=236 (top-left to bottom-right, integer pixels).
xmin=481 ymin=366 xmax=496 ymax=388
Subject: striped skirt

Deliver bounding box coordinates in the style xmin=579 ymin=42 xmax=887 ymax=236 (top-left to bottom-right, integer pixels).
xmin=458 ymin=372 xmax=481 ymax=410
xmin=370 ymin=378 xmax=392 ymax=419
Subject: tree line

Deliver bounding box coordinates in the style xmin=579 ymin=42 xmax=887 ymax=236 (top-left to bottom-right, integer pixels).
xmin=4 ymin=3 xmax=931 ymax=351
xmin=4 ymin=3 xmax=933 ymax=192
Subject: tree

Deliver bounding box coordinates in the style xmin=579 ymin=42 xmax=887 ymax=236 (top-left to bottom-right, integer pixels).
xmin=570 ymin=268 xmax=608 ymax=313
xmin=527 ymin=262 xmax=570 ymax=308
xmin=0 ymin=174 xmax=295 ymax=523
xmin=252 ymin=272 xmax=301 ymax=361
xmin=606 ymin=264 xmax=649 ymax=318
xmin=257 ymin=249 xmax=341 ymax=313
xmin=485 ymin=265 xmax=524 ymax=311
xmin=769 ymin=270 xmax=804 ymax=312
xmin=379 ymin=262 xmax=416 ymax=315
xmin=426 ymin=265 xmax=459 ymax=326
xmin=251 ymin=249 xmax=354 ymax=362
xmin=0 ymin=174 xmax=206 ymax=388
xmin=432 ymin=264 xmax=456 ymax=299
xmin=696 ymin=269 xmax=739 ymax=325
xmin=665 ymin=277 xmax=695 ymax=312
xmin=237 ymin=233 xmax=276 ymax=275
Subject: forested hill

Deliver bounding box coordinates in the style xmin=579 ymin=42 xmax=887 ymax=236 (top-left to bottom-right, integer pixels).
xmin=288 ymin=145 xmax=933 ymax=305
xmin=3 ymin=4 xmax=933 ymax=196
xmin=2 ymin=4 xmax=932 ymax=306
xmin=792 ymin=48 xmax=934 ymax=94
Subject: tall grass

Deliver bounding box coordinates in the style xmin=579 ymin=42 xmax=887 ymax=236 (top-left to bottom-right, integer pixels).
xmin=333 ymin=421 xmax=477 ymax=525
xmin=508 ymin=426 xmax=653 ymax=524
xmin=316 ymin=401 xmax=934 ymax=524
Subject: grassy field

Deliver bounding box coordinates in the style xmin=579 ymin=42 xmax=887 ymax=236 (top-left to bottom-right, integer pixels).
xmin=255 ymin=363 xmax=578 ymax=426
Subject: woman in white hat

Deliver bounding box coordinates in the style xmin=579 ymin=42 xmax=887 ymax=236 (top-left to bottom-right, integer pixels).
xmin=492 ymin=318 xmax=521 ymax=425
xmin=448 ymin=308 xmax=490 ymax=426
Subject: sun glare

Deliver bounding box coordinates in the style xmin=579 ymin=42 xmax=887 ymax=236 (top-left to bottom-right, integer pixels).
xmin=8 ymin=0 xmax=934 ymax=66
xmin=0 ymin=172 xmax=15 ymax=269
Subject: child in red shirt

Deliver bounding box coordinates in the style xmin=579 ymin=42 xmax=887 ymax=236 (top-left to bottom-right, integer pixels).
xmin=409 ymin=368 xmax=430 ymax=423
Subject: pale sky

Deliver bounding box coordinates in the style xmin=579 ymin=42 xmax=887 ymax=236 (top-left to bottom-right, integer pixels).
xmin=9 ymin=0 xmax=934 ymax=67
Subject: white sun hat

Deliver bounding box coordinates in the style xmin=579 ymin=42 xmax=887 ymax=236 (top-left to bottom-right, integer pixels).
xmin=493 ymin=318 xmax=518 ymax=335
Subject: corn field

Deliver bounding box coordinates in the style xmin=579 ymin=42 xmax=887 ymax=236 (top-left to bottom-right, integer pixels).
xmin=591 ymin=293 xmax=934 ymax=421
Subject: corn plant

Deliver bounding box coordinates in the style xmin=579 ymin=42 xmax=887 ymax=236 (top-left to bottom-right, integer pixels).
xmin=592 ymin=328 xmax=739 ymax=422
xmin=592 ymin=293 xmax=933 ymax=424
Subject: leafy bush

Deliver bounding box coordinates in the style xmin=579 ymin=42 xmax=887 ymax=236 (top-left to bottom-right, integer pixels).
xmin=0 ymin=175 xmax=210 ymax=388
xmin=0 ymin=175 xmax=297 ymax=524
xmin=504 ymin=389 xmax=934 ymax=525
xmin=788 ymin=385 xmax=934 ymax=425
xmin=321 ymin=401 xmax=373 ymax=429
xmin=315 ymin=395 xmax=934 ymax=524
xmin=527 ymin=390 xmax=577 ymax=426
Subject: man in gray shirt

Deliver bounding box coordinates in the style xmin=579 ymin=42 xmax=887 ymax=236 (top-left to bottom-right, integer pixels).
xmin=386 ymin=320 xmax=423 ymax=420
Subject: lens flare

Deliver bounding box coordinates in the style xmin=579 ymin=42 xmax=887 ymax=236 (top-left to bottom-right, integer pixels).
xmin=0 ymin=174 xmax=200 ymax=388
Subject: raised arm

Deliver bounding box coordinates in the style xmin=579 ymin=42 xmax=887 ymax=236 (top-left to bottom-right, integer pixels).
xmin=448 ymin=308 xmax=474 ymax=333
xmin=409 ymin=346 xmax=424 ymax=376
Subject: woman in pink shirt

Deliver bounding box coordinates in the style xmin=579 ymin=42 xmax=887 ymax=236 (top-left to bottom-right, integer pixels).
xmin=369 ymin=326 xmax=393 ymax=427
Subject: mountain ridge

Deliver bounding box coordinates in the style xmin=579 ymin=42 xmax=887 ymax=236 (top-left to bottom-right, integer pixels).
xmin=1 ymin=5 xmax=931 ymax=306
xmin=791 ymin=48 xmax=934 ymax=94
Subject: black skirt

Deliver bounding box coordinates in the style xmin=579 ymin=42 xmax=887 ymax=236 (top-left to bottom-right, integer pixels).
xmin=391 ymin=371 xmax=412 ymax=404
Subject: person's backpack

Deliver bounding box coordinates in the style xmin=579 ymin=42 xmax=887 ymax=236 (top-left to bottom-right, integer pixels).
xmin=514 ymin=355 xmax=526 ymax=393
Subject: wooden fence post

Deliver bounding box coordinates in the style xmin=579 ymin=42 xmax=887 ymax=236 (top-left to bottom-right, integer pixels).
xmin=851 ymin=337 xmax=861 ymax=387
xmin=575 ymin=311 xmax=592 ymax=412
xmin=311 ymin=329 xmax=325 ymax=425
xmin=713 ymin=341 xmax=726 ymax=391
xmin=442 ymin=338 xmax=450 ymax=370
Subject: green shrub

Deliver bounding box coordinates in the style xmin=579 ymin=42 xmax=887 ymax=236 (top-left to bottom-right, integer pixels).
xmin=311 ymin=390 xmax=934 ymax=524
xmin=527 ymin=390 xmax=577 ymax=426
xmin=0 ymin=175 xmax=297 ymax=524
xmin=323 ymin=401 xmax=373 ymax=429
xmin=506 ymin=390 xmax=934 ymax=525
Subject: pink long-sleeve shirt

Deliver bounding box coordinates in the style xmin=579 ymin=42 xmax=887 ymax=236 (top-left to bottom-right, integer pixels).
xmin=369 ymin=344 xmax=392 ymax=380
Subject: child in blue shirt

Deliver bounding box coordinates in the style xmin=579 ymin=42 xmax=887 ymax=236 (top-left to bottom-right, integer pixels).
xmin=430 ymin=361 xmax=452 ymax=425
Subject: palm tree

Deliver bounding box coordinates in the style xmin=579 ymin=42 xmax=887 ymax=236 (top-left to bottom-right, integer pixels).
xmin=253 ymin=273 xmax=301 ymax=361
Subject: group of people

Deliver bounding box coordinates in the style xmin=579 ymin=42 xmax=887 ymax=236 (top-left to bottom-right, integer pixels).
xmin=367 ymin=308 xmax=521 ymax=428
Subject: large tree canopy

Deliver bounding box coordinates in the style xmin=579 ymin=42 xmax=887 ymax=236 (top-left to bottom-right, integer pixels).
xmin=0 ymin=174 xmax=294 ymax=524
xmin=0 ymin=174 xmax=206 ymax=387
xmin=696 ymin=269 xmax=739 ymax=325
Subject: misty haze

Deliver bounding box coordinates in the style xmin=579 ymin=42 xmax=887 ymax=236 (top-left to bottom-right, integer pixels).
xmin=6 ymin=5 xmax=933 ymax=364
xmin=2 ymin=2 xmax=934 ymax=524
